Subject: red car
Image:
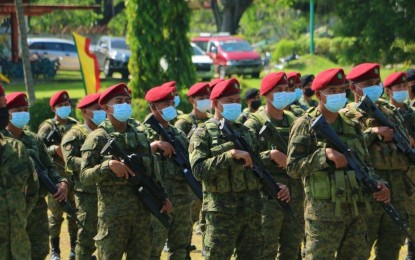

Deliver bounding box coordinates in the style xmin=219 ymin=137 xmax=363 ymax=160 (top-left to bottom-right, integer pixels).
xmin=192 ymin=34 xmax=262 ymax=79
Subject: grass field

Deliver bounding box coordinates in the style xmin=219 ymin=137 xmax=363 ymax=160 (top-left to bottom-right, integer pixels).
xmin=9 ymin=56 xmax=408 ymax=259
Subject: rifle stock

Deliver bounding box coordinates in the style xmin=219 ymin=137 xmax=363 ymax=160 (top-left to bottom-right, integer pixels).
xmin=144 ymin=115 xmax=203 ymax=200
xmin=311 ymin=114 xmax=412 ymax=241
xmin=100 ymin=138 xmax=171 ymax=228
xmin=29 ymin=154 xmax=85 ymax=230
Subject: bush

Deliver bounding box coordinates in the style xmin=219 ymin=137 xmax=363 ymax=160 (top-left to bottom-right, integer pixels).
xmin=272 ymin=37 xmax=308 ymax=63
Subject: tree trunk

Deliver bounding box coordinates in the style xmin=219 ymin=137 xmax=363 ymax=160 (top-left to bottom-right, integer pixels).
xmin=97 ymin=0 xmax=125 ymax=26
xmin=14 ymin=0 xmax=35 ymax=103
xmin=217 ymin=0 xmax=253 ymax=34
xmin=211 ymin=0 xmax=222 ymax=32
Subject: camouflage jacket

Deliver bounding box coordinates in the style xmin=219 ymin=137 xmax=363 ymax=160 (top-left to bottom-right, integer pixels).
xmin=80 ymin=119 xmax=160 ymax=218
xmin=298 ymin=97 xmax=318 ymax=110
xmin=145 ymin=122 xmax=192 ymax=202
xmin=1 ymin=129 xmax=65 ymax=198
xmin=174 ymin=112 xmax=211 ymax=140
xmin=38 ymin=117 xmax=78 ymax=176
xmin=286 ymin=107 xmax=375 ymax=220
xmin=245 ymin=109 xmax=304 ymax=201
xmin=61 ymin=124 xmax=96 ymax=193
xmin=0 ymin=133 xmax=32 ymax=259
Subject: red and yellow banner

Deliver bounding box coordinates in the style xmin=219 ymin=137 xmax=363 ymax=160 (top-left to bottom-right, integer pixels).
xmin=72 ymin=32 xmax=100 ymax=94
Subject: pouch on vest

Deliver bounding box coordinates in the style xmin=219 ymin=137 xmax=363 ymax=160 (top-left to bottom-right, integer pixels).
xmin=332 ymin=170 xmax=347 ymax=217
xmin=310 ymin=171 xmax=331 ymax=200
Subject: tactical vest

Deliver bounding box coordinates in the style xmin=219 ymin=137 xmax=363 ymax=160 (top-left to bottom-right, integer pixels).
xmin=202 ymin=119 xmax=260 ymax=193
xmin=99 ymin=122 xmax=155 ymax=187
xmin=19 ymin=131 xmax=41 ymax=197
xmin=304 ymin=108 xmax=371 ymax=217
xmin=177 ymin=113 xmax=199 ymax=140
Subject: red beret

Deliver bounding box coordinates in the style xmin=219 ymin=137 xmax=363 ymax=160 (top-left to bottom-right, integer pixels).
xmin=346 ymin=63 xmax=380 ymax=82
xmin=6 ymin=92 xmax=29 ymax=109
xmin=50 ymin=90 xmax=70 ymax=107
xmin=187 ymin=82 xmax=210 ymax=97
xmin=312 ymin=68 xmax=345 ymax=91
xmin=161 ymin=81 xmax=177 ymax=92
xmin=384 ymin=72 xmax=406 ymax=88
xmin=287 ymin=72 xmax=301 ymax=87
xmin=77 ymin=93 xmax=101 ymax=109
xmin=99 ymin=83 xmax=130 ymax=105
xmin=209 ymin=78 xmax=224 ymax=89
xmin=145 ymin=86 xmax=175 ymax=102
xmin=210 ymin=78 xmax=241 ymax=100
xmin=0 ymin=84 xmax=4 ymax=96
xmin=260 ymin=72 xmax=287 ymax=96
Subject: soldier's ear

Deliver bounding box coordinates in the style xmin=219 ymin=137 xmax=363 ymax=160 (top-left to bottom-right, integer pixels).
xmin=315 ymin=90 xmax=322 ymax=101
xmin=350 ymin=83 xmax=357 ymax=92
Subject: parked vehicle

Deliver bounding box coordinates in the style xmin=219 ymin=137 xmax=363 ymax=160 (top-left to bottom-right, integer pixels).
xmin=191 ymin=42 xmax=214 ymax=81
xmin=28 ymin=37 xmax=79 ymax=71
xmin=94 ymin=36 xmax=130 ymax=79
xmin=192 ymin=33 xmax=262 ymax=79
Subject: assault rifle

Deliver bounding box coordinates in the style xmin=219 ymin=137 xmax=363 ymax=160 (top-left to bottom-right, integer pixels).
xmin=259 ymin=120 xmax=288 ymax=154
xmin=311 ymin=114 xmax=413 ymax=241
xmin=218 ymin=118 xmax=294 ymax=214
xmin=29 ymin=154 xmax=85 ymax=230
xmin=100 ymin=138 xmax=171 ymax=228
xmin=144 ymin=115 xmax=202 ymax=200
xmin=43 ymin=124 xmax=62 ymax=147
xmin=357 ymin=95 xmax=415 ymax=161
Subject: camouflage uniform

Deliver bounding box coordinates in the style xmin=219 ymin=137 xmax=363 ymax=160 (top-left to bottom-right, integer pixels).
xmin=61 ymin=124 xmax=97 ymax=260
xmin=348 ymin=100 xmax=409 ymax=259
xmin=287 ymin=101 xmax=305 ymax=117
xmin=298 ymin=97 xmax=318 ymax=109
xmin=2 ymin=129 xmax=66 ymax=260
xmin=80 ymin=120 xmax=156 ymax=259
xmin=286 ymin=107 xmax=373 ymax=259
xmin=189 ymin=119 xmax=263 ymax=259
xmin=0 ymin=133 xmax=31 ymax=260
xmin=245 ymin=109 xmax=304 ymax=259
xmin=38 ymin=117 xmax=78 ymax=247
xmin=146 ymin=124 xmax=193 ymax=260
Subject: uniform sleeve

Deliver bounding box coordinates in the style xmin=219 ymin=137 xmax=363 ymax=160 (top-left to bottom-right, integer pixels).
xmin=37 ymin=121 xmax=58 ymax=156
xmin=244 ymin=117 xmax=273 ymax=166
xmin=174 ymin=119 xmax=190 ymax=137
xmin=189 ymin=127 xmax=235 ymax=181
xmin=37 ymin=137 xmax=66 ymax=184
xmin=286 ymin=117 xmax=329 ymax=179
xmin=61 ymin=130 xmax=83 ymax=174
xmin=80 ymin=133 xmax=113 ymax=185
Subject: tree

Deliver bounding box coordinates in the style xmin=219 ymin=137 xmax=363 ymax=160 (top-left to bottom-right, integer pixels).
xmin=94 ymin=0 xmax=125 ymax=26
xmin=126 ymin=0 xmax=195 ymax=97
xmin=211 ymin=0 xmax=254 ymax=34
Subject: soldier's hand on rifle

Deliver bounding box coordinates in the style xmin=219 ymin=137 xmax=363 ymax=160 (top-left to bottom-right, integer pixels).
xmin=230 ymin=149 xmax=253 ymax=167
xmin=269 ymin=149 xmax=287 ymax=169
xmin=409 ymin=135 xmax=415 ymax=148
xmin=325 ymin=148 xmax=347 ymax=169
xmin=373 ymin=183 xmax=391 ymax=204
xmin=276 ymin=183 xmax=290 ymax=202
xmin=161 ymin=198 xmax=173 ymax=214
xmin=54 ymin=182 xmax=69 ymax=202
xmin=55 ymin=145 xmax=64 ymax=160
xmin=151 ymin=141 xmax=175 ymax=158
xmin=109 ymin=160 xmax=135 ymax=179
xmin=372 ymin=126 xmax=393 ymax=142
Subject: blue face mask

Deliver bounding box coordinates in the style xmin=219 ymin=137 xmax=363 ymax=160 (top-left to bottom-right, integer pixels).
xmin=92 ymin=110 xmax=106 ymax=126
xmin=321 ymin=92 xmax=348 ymax=113
xmin=11 ymin=111 xmax=30 ymax=129
xmin=174 ymin=96 xmax=181 ymax=107
xmin=294 ymin=88 xmax=302 ymax=101
xmin=56 ymin=105 xmax=71 ymax=119
xmin=111 ymin=103 xmax=132 ymax=122
xmin=392 ymin=90 xmax=409 ymax=103
xmin=196 ymin=99 xmax=210 ymax=113
xmin=220 ymin=102 xmax=242 ymax=122
xmin=269 ymin=92 xmax=292 ymax=110
xmin=362 ymin=84 xmax=383 ymax=102
xmin=160 ymin=106 xmax=178 ymax=122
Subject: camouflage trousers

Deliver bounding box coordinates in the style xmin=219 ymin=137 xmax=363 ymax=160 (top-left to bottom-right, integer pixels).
xmin=304 ymin=215 xmax=368 ymax=260
xmin=27 ymin=197 xmax=49 ymax=260
xmin=0 ymin=199 xmax=31 ymax=260
xmin=94 ymin=210 xmax=152 ymax=259
xmin=261 ymin=197 xmax=304 ymax=260
xmin=150 ymin=201 xmax=192 ymax=260
xmin=204 ymin=193 xmax=262 ymax=260
xmin=365 ymin=200 xmax=406 ymax=260
xmin=405 ymin=166 xmax=415 ymax=243
xmin=48 ymin=178 xmax=78 ymax=240
xmin=74 ymin=191 xmax=97 ymax=260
